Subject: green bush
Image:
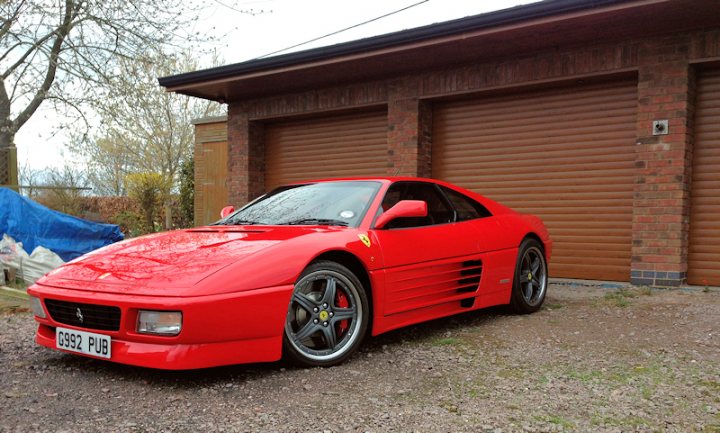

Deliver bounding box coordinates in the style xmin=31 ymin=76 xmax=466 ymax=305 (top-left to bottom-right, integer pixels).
xmin=126 ymin=173 xmax=171 ymax=233
xmin=112 ymin=210 xmax=146 ymax=237
xmin=178 ymin=159 xmax=194 ymax=228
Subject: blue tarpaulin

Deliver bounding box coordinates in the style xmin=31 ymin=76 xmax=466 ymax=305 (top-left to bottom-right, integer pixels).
xmin=0 ymin=188 xmax=124 ymax=262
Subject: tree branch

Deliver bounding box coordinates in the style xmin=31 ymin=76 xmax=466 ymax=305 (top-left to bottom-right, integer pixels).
xmin=12 ymin=0 xmax=75 ymax=132
xmin=0 ymin=1 xmax=26 ymax=41
xmin=1 ymin=29 xmax=59 ymax=79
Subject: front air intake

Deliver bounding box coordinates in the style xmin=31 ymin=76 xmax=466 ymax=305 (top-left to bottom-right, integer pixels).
xmin=44 ymin=299 xmax=121 ymax=331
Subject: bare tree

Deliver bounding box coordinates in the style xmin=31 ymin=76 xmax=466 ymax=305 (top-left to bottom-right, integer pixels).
xmin=36 ymin=165 xmax=90 ymax=216
xmin=17 ymin=159 xmax=44 ymax=198
xmin=70 ymin=50 xmax=224 ymax=227
xmin=0 ymin=0 xmax=210 ymax=185
xmin=91 ymin=51 xmax=223 ymax=188
xmin=81 ymin=133 xmax=135 ymax=196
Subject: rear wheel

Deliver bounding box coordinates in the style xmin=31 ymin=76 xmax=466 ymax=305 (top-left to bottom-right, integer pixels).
xmin=283 ymin=260 xmax=369 ymax=367
xmin=509 ymin=238 xmax=548 ymax=314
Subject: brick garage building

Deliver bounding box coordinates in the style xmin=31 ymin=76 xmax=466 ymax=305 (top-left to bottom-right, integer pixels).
xmin=161 ymin=0 xmax=720 ymax=287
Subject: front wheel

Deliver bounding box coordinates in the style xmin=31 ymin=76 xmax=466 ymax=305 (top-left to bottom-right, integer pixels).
xmin=509 ymin=238 xmax=548 ymax=314
xmin=283 ymin=260 xmax=369 ymax=367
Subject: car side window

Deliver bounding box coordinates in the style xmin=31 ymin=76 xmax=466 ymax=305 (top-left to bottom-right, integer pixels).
xmin=380 ymin=182 xmax=455 ymax=229
xmin=441 ymin=186 xmax=492 ymax=221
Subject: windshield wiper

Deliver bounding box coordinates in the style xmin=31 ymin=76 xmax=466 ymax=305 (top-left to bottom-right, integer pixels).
xmin=211 ymin=218 xmax=260 ymax=226
xmin=233 ymin=219 xmax=261 ymax=225
xmin=282 ymin=218 xmax=349 ymax=227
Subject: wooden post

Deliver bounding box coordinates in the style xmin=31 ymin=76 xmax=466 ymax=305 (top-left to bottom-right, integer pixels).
xmin=164 ymin=202 xmax=172 ymax=230
xmin=0 ymin=148 xmax=6 ymax=187
xmin=8 ymin=146 xmax=18 ymax=192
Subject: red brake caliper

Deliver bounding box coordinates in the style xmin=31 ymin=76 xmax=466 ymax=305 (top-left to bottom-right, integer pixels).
xmin=335 ymin=290 xmax=349 ymax=336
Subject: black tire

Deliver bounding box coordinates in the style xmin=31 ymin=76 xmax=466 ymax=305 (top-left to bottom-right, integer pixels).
xmin=509 ymin=238 xmax=548 ymax=314
xmin=282 ymin=260 xmax=369 ymax=367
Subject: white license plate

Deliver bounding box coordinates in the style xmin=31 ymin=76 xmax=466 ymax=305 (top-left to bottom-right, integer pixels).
xmin=56 ymin=327 xmax=111 ymax=359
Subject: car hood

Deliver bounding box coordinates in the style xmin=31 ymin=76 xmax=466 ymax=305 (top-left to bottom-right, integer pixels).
xmin=36 ymin=226 xmax=328 ymax=296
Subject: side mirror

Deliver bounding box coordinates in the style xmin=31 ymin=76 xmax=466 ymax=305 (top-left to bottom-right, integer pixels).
xmin=375 ymin=200 xmax=428 ymax=229
xmin=220 ymin=206 xmax=235 ymax=219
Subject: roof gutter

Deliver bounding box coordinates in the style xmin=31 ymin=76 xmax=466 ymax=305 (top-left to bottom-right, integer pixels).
xmin=159 ymin=0 xmax=634 ymax=89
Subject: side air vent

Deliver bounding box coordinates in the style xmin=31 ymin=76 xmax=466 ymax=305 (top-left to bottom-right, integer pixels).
xmin=460 ymin=298 xmax=475 ymax=308
xmin=457 ymin=260 xmax=483 ymax=293
xmin=384 ymin=257 xmax=484 ymax=315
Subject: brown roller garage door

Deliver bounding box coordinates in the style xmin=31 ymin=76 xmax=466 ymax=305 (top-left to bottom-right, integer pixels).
xmin=433 ymin=80 xmax=638 ymax=281
xmin=688 ymin=69 xmax=720 ymax=286
xmin=265 ymin=110 xmax=388 ymax=190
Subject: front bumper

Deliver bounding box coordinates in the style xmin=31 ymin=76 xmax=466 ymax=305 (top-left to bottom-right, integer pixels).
xmin=28 ymin=283 xmax=294 ymax=370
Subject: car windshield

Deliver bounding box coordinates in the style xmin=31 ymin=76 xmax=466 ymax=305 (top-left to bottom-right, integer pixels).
xmin=221 ymin=181 xmax=381 ymax=227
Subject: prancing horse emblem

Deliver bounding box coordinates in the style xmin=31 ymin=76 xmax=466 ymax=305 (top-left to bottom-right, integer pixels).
xmin=76 ymin=308 xmax=84 ymax=324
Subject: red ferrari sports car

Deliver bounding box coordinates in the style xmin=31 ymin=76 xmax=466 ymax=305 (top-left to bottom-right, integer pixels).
xmin=28 ymin=177 xmax=551 ymax=369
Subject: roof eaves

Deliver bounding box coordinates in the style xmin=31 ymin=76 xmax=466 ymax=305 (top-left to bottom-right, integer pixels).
xmin=159 ymin=0 xmax=632 ymax=89
xmin=192 ymin=115 xmax=228 ymax=125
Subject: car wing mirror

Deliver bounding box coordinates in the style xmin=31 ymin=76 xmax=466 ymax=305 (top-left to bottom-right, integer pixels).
xmin=375 ymin=200 xmax=428 ymax=229
xmin=220 ymin=206 xmax=235 ymax=219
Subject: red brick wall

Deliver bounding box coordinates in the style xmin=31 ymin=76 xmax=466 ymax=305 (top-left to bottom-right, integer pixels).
xmin=246 ymin=81 xmax=388 ymax=119
xmin=387 ymin=79 xmax=433 ymax=177
xmin=217 ymin=29 xmax=720 ymax=285
xmin=631 ymin=35 xmax=697 ymax=286
xmin=226 ymin=106 xmax=265 ymax=204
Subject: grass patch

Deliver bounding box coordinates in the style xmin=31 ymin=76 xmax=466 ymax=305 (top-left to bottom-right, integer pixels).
xmin=591 ymin=415 xmax=652 ymax=428
xmin=545 ymin=362 xmax=668 ymax=399
xmin=697 ymin=379 xmax=720 ymax=402
xmin=0 ymin=282 xmax=30 ymax=314
xmin=0 ymin=303 xmax=30 ymax=314
xmin=602 ymin=288 xmax=637 ymax=307
xmin=544 ymin=302 xmax=564 ymax=310
xmin=439 ymin=401 xmax=460 ymax=414
xmin=0 ymin=266 xmax=28 ymax=290
xmin=564 ymin=368 xmax=603 ymax=383
xmin=497 ymin=367 xmax=525 ymax=380
xmin=534 ymin=414 xmax=575 ymax=429
xmin=697 ymin=379 xmax=720 ymax=392
xmin=606 ymin=363 xmax=664 ymax=384
xmin=597 ymin=286 xmax=653 ymax=308
xmin=637 ymin=286 xmax=653 ymax=296
xmin=432 ymin=337 xmax=462 ymax=346
xmin=11 ymin=280 xmax=28 ymax=290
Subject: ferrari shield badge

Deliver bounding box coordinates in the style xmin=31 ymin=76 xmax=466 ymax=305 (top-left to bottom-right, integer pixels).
xmin=358 ymin=233 xmax=372 ymax=248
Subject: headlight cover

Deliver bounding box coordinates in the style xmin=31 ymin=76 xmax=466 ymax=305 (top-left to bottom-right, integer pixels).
xmin=137 ymin=310 xmax=182 ymax=336
xmin=29 ymin=296 xmax=46 ymax=319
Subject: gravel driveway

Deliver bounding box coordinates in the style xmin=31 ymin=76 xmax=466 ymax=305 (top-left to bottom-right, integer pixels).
xmin=1 ymin=283 xmax=718 ymax=433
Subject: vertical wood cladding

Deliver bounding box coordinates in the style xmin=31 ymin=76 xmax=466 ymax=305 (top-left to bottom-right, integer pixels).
xmin=194 ymin=120 xmax=228 ymax=226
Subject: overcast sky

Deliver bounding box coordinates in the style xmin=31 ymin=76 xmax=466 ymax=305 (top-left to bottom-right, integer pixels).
xmin=17 ymin=0 xmax=540 ymax=171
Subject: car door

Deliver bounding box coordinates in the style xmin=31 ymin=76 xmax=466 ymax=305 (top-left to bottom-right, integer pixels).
xmin=370 ymin=181 xmax=487 ymax=315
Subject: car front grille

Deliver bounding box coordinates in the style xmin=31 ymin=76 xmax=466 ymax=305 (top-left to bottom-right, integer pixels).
xmin=44 ymin=299 xmax=121 ymax=331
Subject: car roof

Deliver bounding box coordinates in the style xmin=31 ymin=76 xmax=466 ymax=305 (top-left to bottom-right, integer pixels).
xmin=290 ymin=176 xmax=442 ymax=185
xmin=285 ymin=176 xmax=513 ymax=216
